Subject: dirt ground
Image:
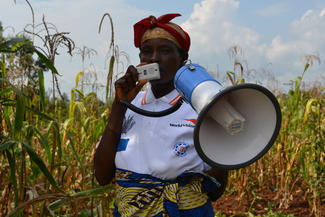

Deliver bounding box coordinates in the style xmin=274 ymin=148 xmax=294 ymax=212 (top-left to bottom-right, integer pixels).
xmin=213 ymin=187 xmax=325 ymax=217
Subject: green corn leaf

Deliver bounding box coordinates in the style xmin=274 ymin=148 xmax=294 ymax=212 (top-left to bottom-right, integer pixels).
xmin=38 ymin=69 xmax=46 ymax=111
xmin=70 ymin=87 xmax=75 ymax=103
xmin=48 ymin=199 xmax=71 ymax=211
xmin=294 ymin=76 xmax=302 ymax=93
xmin=85 ymin=92 xmax=97 ymax=103
xmin=0 ymin=140 xmax=15 ymax=152
xmin=31 ymin=126 xmax=52 ymax=164
xmin=303 ymin=63 xmax=310 ymax=73
xmin=63 ymin=118 xmax=74 ymax=131
xmin=303 ymin=98 xmax=317 ymax=123
xmin=26 ymin=105 xmax=54 ymax=121
xmin=0 ymin=38 xmax=29 ymax=52
xmin=0 ymin=99 xmax=15 ymax=107
xmin=106 ymin=55 xmax=115 ymax=100
xmin=83 ymin=117 xmax=92 ymax=132
xmin=75 ymin=101 xmax=87 ymax=115
xmin=72 ymin=185 xmax=114 ymax=197
xmin=33 ymin=49 xmax=60 ymax=75
xmin=236 ymin=77 xmax=245 ymax=84
xmin=46 ymin=121 xmax=55 ymax=138
xmin=68 ymin=101 xmax=76 ymax=118
xmin=226 ymin=72 xmax=235 ymax=86
xmin=14 ymin=90 xmax=25 ymax=137
xmin=0 ymin=87 xmax=12 ymax=96
xmin=5 ymin=149 xmax=18 ymax=207
xmin=75 ymin=72 xmax=84 ymax=89
xmin=66 ymin=131 xmax=85 ymax=176
xmin=50 ymin=121 xmax=62 ymax=165
xmin=20 ymin=141 xmax=62 ymax=193
xmin=11 ymin=40 xmax=31 ymax=53
xmin=48 ymin=185 xmax=114 ymax=210
xmin=45 ymin=121 xmax=61 ymax=164
xmin=57 ymin=128 xmax=62 ymax=166
xmin=1 ymin=53 xmax=6 ymax=85
xmin=108 ymin=55 xmax=115 ymax=82
xmin=72 ymin=88 xmax=84 ymax=99
xmin=4 ymin=105 xmax=13 ymax=135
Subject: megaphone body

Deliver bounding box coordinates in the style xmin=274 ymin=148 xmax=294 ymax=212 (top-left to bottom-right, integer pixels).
xmin=174 ymin=63 xmax=281 ymax=170
xmin=120 ymin=63 xmax=281 ymax=170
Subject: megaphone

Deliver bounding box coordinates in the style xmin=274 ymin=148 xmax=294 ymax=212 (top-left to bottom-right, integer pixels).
xmin=120 ymin=62 xmax=281 ymax=170
xmin=174 ymin=63 xmax=281 ymax=170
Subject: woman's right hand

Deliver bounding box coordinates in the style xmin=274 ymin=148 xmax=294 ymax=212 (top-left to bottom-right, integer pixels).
xmin=114 ymin=65 xmax=147 ymax=103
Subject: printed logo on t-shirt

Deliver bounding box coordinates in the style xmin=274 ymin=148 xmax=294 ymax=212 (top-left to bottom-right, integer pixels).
xmin=122 ymin=115 xmax=135 ymax=134
xmin=174 ymin=142 xmax=190 ymax=157
xmin=117 ymin=138 xmax=129 ymax=152
xmin=184 ymin=119 xmax=196 ymax=124
xmin=169 ymin=119 xmax=196 ymax=128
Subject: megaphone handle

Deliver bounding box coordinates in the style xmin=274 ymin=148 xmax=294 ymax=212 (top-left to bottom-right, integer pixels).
xmin=119 ymin=98 xmax=184 ymax=117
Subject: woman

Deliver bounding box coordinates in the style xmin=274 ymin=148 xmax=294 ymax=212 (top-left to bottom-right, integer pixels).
xmin=94 ymin=13 xmax=228 ymax=217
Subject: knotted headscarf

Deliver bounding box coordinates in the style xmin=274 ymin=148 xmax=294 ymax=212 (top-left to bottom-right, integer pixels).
xmin=134 ymin=13 xmax=191 ymax=52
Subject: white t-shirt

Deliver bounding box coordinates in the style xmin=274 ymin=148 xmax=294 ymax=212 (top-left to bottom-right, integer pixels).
xmin=115 ymin=88 xmax=210 ymax=180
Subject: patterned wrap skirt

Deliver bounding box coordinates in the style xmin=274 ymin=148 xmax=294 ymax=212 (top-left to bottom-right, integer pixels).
xmin=113 ymin=168 xmax=221 ymax=217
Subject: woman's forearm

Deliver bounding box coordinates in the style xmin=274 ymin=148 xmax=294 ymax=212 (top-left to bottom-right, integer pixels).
xmin=93 ymin=100 xmax=127 ymax=185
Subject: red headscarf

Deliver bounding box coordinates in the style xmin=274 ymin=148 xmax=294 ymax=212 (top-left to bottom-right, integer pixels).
xmin=134 ymin=13 xmax=191 ymax=52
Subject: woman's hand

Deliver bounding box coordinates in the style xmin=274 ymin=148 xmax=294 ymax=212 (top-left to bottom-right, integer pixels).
xmin=204 ymin=168 xmax=228 ymax=201
xmin=115 ymin=65 xmax=147 ymax=103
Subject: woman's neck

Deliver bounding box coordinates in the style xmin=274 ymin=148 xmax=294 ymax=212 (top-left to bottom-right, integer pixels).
xmin=150 ymin=82 xmax=175 ymax=99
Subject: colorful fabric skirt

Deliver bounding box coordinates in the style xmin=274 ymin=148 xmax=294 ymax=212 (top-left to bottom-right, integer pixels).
xmin=113 ymin=168 xmax=221 ymax=217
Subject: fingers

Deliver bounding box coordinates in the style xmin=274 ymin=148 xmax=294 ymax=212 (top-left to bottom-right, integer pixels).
xmin=127 ymin=80 xmax=147 ymax=102
xmin=133 ymin=65 xmax=140 ymax=82
xmin=137 ymin=80 xmax=147 ymax=88
xmin=132 ymin=80 xmax=147 ymax=95
xmin=117 ymin=66 xmax=138 ymax=88
xmin=114 ymin=79 xmax=126 ymax=102
xmin=128 ymin=63 xmax=149 ymax=82
xmin=114 ymin=65 xmax=147 ymax=102
xmin=124 ymin=66 xmax=138 ymax=88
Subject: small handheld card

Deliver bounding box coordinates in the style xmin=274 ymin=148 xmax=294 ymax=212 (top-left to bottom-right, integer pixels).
xmin=136 ymin=63 xmax=160 ymax=81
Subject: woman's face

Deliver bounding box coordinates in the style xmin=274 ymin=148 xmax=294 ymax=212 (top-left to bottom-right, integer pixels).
xmin=139 ymin=38 xmax=184 ymax=87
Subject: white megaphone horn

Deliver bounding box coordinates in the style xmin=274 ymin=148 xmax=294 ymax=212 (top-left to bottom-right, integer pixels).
xmin=120 ymin=62 xmax=282 ymax=170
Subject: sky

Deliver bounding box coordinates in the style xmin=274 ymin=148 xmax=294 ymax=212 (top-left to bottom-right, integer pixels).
xmin=1 ymin=0 xmax=325 ymax=99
